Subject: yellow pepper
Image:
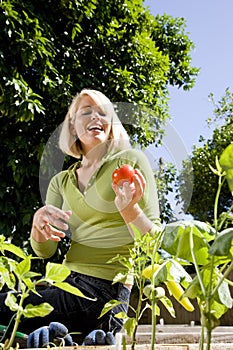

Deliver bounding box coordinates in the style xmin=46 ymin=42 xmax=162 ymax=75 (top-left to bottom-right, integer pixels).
xmin=142 ymin=264 xmax=194 ymax=312
xmin=142 ymin=265 xmax=157 ymax=279
xmin=166 ymin=280 xmax=194 ymax=312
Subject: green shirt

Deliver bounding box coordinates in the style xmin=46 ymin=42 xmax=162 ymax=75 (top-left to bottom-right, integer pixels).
xmin=31 ymin=148 xmax=160 ymax=284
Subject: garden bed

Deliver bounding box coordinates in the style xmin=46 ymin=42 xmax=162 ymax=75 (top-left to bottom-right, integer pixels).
xmin=20 ymin=324 xmax=233 ymax=350
xmin=124 ymin=324 xmax=233 ymax=344
xmin=25 ymin=344 xmax=233 ymax=350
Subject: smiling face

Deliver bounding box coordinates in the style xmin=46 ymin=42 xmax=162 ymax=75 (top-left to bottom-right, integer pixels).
xmin=71 ymin=95 xmax=112 ymax=154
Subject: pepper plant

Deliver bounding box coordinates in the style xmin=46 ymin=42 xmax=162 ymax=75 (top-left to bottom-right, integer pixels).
xmin=0 ymin=235 xmax=94 ymax=350
xmin=100 ymin=225 xmax=195 ymax=350
xmin=161 ymin=143 xmax=233 ymax=350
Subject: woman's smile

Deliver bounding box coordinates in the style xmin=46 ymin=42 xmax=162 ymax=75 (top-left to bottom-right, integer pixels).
xmin=87 ymin=122 xmax=105 ymax=134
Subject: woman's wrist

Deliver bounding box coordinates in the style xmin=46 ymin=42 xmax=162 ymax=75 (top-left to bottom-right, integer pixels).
xmin=119 ymin=204 xmax=154 ymax=236
xmin=119 ymin=203 xmax=142 ymax=224
xmin=127 ymin=210 xmax=153 ymax=235
xmin=31 ymin=224 xmax=48 ymax=243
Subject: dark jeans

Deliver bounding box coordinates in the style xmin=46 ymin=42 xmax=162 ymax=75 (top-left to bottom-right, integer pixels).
xmin=0 ymin=272 xmax=130 ymax=341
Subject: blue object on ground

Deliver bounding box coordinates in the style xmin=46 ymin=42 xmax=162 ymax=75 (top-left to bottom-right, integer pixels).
xmin=27 ymin=322 xmax=74 ymax=348
xmin=82 ymin=329 xmax=115 ymax=345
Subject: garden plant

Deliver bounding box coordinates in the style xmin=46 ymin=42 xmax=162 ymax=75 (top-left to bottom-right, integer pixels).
xmin=101 ymin=226 xmax=195 ymax=350
xmin=0 ymin=237 xmax=93 ymax=350
xmin=161 ymin=143 xmax=233 ymax=350
xmin=102 ymin=143 xmax=233 ymax=350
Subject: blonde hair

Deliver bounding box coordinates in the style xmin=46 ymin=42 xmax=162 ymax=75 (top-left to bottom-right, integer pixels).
xmin=59 ymin=89 xmax=131 ymax=158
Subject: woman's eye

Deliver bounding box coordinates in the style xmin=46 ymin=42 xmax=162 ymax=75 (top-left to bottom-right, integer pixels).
xmin=81 ymin=108 xmax=92 ymax=115
xmin=98 ymin=110 xmax=107 ymax=117
xmin=78 ymin=107 xmax=107 ymax=117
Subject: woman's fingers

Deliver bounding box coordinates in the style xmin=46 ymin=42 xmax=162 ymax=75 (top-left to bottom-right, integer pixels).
xmin=112 ymin=182 xmax=132 ymax=211
xmin=132 ymin=176 xmax=145 ymax=200
xmin=34 ymin=205 xmax=72 ymax=241
xmin=112 ymin=169 xmax=146 ymax=211
xmin=42 ymin=224 xmax=66 ymax=241
xmin=133 ymin=169 xmax=146 ymax=194
xmin=44 ymin=205 xmax=71 ymax=227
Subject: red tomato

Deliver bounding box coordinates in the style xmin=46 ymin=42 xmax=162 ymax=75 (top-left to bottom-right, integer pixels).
xmin=112 ymin=164 xmax=135 ymax=185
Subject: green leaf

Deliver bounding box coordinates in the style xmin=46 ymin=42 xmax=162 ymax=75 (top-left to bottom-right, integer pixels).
xmin=219 ymin=144 xmax=233 ymax=170
xmin=219 ymin=143 xmax=233 ymax=194
xmin=23 ymin=302 xmax=54 ymax=318
xmin=215 ymin=156 xmax=223 ymax=173
xmin=184 ymin=275 xmax=201 ymax=299
xmin=108 ymin=255 xmax=133 ymax=270
xmin=168 ymin=259 xmax=193 ymax=287
xmin=53 ymin=281 xmax=96 ymax=300
xmin=112 ymin=272 xmax=128 ymax=284
xmin=44 ymin=262 xmax=70 ymax=282
xmin=114 ymin=311 xmax=128 ymax=319
xmin=1 ymin=271 xmax=16 ymax=291
xmin=0 ymin=242 xmax=26 ymax=259
xmin=162 ymin=220 xmax=215 ymax=264
xmin=124 ymin=317 xmax=137 ymax=339
xmin=0 ymin=235 xmax=6 ymax=244
xmin=5 ymin=293 xmax=19 ymax=312
xmin=15 ymin=256 xmax=31 ymax=276
xmin=218 ymin=279 xmax=233 ymax=309
xmin=209 ymin=228 xmax=233 ymax=257
xmin=159 ymin=295 xmax=176 ymax=318
xmin=225 ymin=169 xmax=233 ymax=195
xmin=23 ymin=278 xmax=35 ymax=290
xmin=23 ymin=271 xmax=41 ymax=279
xmin=129 ymin=223 xmax=143 ymax=240
xmin=150 ymin=261 xmax=168 ymax=286
xmin=209 ymin=163 xmax=221 ymax=176
xmin=99 ymin=300 xmax=123 ymax=318
xmin=209 ymin=298 xmax=228 ymax=320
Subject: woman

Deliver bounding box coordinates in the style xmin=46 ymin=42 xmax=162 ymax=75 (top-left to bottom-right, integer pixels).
xmin=1 ymin=89 xmax=161 ymax=345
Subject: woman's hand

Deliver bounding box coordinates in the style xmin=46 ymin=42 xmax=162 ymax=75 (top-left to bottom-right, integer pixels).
xmin=31 ymin=204 xmax=72 ymax=242
xmin=112 ymin=169 xmax=154 ymax=235
xmin=112 ymin=169 xmax=146 ymax=223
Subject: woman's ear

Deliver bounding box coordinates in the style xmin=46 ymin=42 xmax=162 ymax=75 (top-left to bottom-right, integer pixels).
xmin=108 ymin=128 xmax=113 ymax=140
xmin=69 ymin=122 xmax=76 ymax=136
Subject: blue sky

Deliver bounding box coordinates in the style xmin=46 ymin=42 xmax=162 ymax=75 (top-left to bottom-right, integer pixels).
xmin=144 ymin=0 xmax=233 ymax=154
xmin=142 ymin=0 xmax=233 ymax=218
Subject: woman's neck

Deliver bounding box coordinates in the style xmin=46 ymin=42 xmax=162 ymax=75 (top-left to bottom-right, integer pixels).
xmin=81 ymin=144 xmax=108 ymax=168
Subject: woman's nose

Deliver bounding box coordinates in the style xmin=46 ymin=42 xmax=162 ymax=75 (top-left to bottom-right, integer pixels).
xmin=91 ymin=109 xmax=100 ymax=119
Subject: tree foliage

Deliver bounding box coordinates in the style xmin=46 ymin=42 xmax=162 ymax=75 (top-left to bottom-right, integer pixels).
xmin=180 ymin=88 xmax=233 ymax=224
xmin=0 ymin=0 xmax=198 ymax=261
xmin=151 ymin=13 xmax=199 ymax=90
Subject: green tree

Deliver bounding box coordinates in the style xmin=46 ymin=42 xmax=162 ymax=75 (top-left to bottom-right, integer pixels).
xmin=151 ymin=13 xmax=198 ymax=90
xmin=180 ymin=88 xmax=233 ymax=224
xmin=0 ymin=0 xmax=198 ymax=264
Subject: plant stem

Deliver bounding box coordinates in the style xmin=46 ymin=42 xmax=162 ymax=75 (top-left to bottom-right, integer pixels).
xmin=205 ymin=287 xmax=213 ymax=350
xmin=201 ymin=170 xmax=226 ymax=350
xmin=4 ymin=295 xmax=25 ymax=350
xmin=213 ymin=173 xmax=223 ymax=230
xmin=189 ymin=226 xmax=206 ymax=297
xmin=202 ymin=173 xmax=228 ymax=350
xmin=150 ymin=293 xmax=157 ymax=350
xmin=206 ymin=322 xmax=212 ymax=350
xmin=131 ymin=236 xmax=145 ymax=350
xmin=149 ymin=229 xmax=164 ymax=350
xmin=199 ymin=311 xmax=205 ymax=350
xmin=189 ymin=226 xmax=207 ymax=350
xmin=211 ymin=261 xmax=233 ymax=296
xmin=131 ymin=287 xmax=143 ymax=350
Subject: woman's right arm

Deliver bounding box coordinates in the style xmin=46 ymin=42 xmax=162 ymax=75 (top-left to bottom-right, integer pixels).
xmin=30 ymin=173 xmax=72 ymax=258
xmin=30 ymin=205 xmax=72 ymax=259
